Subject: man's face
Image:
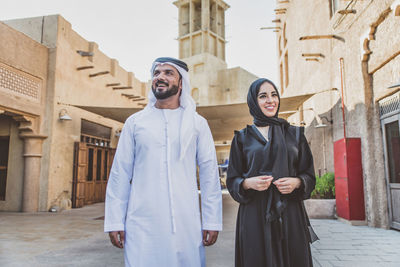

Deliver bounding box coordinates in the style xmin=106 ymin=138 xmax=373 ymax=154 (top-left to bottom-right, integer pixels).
xmin=151 ymin=64 xmax=182 ymax=100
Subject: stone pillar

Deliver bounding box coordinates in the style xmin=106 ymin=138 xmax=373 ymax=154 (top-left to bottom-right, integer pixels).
xmin=13 ymin=115 xmax=47 ymax=212
xmin=20 ymin=134 xmax=47 ymax=212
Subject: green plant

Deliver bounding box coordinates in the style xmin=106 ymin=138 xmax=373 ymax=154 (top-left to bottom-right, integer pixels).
xmin=311 ymin=172 xmax=335 ymax=199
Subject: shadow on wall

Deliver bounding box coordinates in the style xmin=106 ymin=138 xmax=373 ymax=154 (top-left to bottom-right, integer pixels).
xmin=302 ymin=99 xmax=384 ymax=177
xmin=303 ymin=99 xmax=388 ymax=222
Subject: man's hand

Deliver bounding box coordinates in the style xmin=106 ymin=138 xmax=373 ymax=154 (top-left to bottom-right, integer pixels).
xmin=242 ymin=175 xmax=273 ymax=191
xmin=273 ymin=177 xmax=301 ymax=194
xmin=109 ymin=231 xmax=125 ymax=249
xmin=202 ymin=230 xmax=218 ymax=246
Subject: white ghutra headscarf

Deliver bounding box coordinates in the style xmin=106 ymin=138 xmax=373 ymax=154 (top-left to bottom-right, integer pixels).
xmin=145 ymin=57 xmax=197 ymax=161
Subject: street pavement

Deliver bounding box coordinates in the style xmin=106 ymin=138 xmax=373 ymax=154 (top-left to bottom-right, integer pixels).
xmin=1 ymin=191 xmax=399 ymax=267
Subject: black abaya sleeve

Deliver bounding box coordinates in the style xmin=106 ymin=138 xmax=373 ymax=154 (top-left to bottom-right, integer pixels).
xmin=226 ymin=133 xmax=255 ymax=204
xmin=296 ymin=131 xmax=316 ymax=200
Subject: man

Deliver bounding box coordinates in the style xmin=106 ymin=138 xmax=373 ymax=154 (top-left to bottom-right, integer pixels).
xmin=104 ymin=57 xmax=222 ymax=267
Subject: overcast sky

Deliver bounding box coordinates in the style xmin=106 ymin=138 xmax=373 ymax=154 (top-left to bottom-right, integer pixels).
xmin=1 ymin=0 xmax=277 ymax=82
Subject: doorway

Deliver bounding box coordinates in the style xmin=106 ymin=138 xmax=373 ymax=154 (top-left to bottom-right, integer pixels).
xmin=71 ymin=119 xmax=115 ymax=208
xmin=72 ymin=142 xmax=115 ymax=208
xmin=0 ymin=136 xmax=10 ymax=201
xmin=380 ymin=93 xmax=400 ymax=230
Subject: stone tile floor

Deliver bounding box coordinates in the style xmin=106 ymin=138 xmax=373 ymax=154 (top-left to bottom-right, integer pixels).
xmin=311 ymin=219 xmax=400 ymax=267
xmin=1 ymin=195 xmax=399 ymax=267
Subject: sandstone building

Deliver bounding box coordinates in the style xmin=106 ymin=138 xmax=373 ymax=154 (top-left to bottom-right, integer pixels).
xmin=0 ymin=15 xmax=147 ymax=212
xmin=274 ymin=0 xmax=400 ymax=229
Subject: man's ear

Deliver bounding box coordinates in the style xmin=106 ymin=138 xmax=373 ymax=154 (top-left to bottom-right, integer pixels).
xmin=179 ymin=79 xmax=183 ymax=96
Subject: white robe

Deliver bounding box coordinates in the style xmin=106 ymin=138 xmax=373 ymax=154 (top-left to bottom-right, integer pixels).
xmin=104 ymin=106 xmax=222 ymax=267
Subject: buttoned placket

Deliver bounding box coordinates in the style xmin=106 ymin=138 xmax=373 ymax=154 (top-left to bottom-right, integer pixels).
xmin=162 ymin=109 xmax=176 ymax=233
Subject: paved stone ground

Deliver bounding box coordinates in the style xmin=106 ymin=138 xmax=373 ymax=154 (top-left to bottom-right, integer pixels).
xmin=0 ymin=203 xmax=122 ymax=267
xmin=1 ymin=193 xmax=399 ymax=267
xmin=311 ymin=219 xmax=400 ymax=267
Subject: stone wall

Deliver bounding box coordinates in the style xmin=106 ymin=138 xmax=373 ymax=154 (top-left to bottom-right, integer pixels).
xmin=2 ymin=15 xmax=147 ymax=211
xmin=275 ymin=0 xmax=400 ymax=228
xmin=0 ymin=21 xmax=49 ymax=211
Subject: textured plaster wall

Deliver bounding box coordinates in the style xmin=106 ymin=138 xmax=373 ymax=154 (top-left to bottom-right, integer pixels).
xmin=276 ymin=0 xmax=400 ymax=227
xmin=3 ymin=15 xmax=147 ymax=211
xmin=0 ymin=21 xmax=48 ymax=211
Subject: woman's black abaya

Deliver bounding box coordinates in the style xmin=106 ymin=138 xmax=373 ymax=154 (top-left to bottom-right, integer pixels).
xmin=226 ymin=78 xmax=316 ymax=267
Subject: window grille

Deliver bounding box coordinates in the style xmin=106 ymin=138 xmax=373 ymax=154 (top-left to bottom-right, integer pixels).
xmin=379 ymin=92 xmax=400 ymax=118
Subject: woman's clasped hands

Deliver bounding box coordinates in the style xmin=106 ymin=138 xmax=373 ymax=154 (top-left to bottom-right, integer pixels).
xmin=242 ymin=175 xmax=273 ymax=191
xmin=243 ymin=176 xmax=301 ymax=194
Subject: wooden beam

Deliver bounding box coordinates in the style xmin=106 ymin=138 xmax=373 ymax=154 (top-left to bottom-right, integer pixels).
xmin=370 ymin=50 xmax=400 ymax=74
xmin=89 ymin=71 xmax=110 ymax=78
xmin=302 ymin=53 xmax=325 ymax=58
xmin=76 ymin=66 xmax=94 ymax=71
xmin=375 ymin=87 xmax=400 ymax=102
xmin=122 ymin=94 xmax=141 ymax=99
xmin=338 ymin=9 xmax=356 ymax=15
xmin=121 ymin=93 xmax=138 ymax=98
xmin=112 ymin=86 xmax=133 ymax=90
xmin=299 ymin=35 xmax=345 ymax=42
xmin=106 ymin=83 xmax=121 ymax=87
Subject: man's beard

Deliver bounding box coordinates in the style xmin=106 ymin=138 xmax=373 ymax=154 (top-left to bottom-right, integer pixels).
xmin=152 ymin=82 xmax=180 ymax=100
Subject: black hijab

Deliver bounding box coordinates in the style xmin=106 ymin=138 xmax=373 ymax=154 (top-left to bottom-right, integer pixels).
xmin=247 ymin=78 xmax=289 ymax=127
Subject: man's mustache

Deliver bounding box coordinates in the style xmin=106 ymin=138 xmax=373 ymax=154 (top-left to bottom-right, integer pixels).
xmin=156 ymin=81 xmax=169 ymax=87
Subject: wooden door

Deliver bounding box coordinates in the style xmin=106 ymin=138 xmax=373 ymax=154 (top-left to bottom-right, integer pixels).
xmin=85 ymin=146 xmax=96 ymax=205
xmin=72 ymin=142 xmax=87 ymax=208
xmin=72 ymin=143 xmax=116 ymax=207
xmin=94 ymin=148 xmax=103 ymax=203
xmin=100 ymin=148 xmax=116 ymax=201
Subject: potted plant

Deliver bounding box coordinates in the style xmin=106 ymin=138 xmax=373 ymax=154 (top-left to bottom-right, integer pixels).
xmin=304 ymin=172 xmax=336 ymax=219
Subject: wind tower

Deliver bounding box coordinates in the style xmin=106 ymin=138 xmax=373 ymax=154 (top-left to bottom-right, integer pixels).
xmin=173 ymin=0 xmax=230 ymax=105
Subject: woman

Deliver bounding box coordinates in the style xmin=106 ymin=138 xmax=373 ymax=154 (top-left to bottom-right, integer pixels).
xmin=227 ymin=78 xmax=316 ymax=267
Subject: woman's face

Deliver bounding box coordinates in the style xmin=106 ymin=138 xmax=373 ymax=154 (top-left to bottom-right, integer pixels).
xmin=257 ymin=82 xmax=279 ymax=118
